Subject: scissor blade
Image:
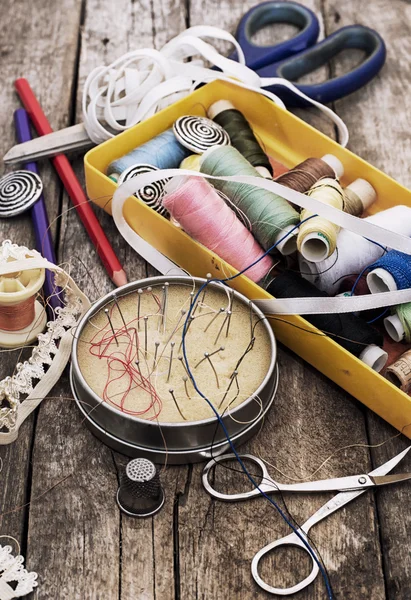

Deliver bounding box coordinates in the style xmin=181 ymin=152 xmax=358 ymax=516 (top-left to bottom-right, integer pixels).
xmin=371 ymin=473 xmax=411 ymax=486
xmin=3 ymin=123 xmax=93 ymax=164
xmin=369 ymin=446 xmax=411 ymax=477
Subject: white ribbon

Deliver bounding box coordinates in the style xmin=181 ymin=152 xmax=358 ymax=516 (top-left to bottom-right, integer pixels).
xmin=112 ymin=169 xmax=411 ymax=314
xmin=82 ymin=26 xmax=348 ymax=147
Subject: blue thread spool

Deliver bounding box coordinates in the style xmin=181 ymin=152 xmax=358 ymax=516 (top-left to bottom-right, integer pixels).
xmin=107 ymin=129 xmax=191 ymax=178
xmin=367 ymin=250 xmax=411 ymax=294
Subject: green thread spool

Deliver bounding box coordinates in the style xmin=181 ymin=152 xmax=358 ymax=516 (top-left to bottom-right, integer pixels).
xmin=384 ymin=303 xmax=411 ymax=343
xmin=208 ymin=100 xmax=272 ymax=178
xmin=200 ymin=145 xmax=300 ymax=255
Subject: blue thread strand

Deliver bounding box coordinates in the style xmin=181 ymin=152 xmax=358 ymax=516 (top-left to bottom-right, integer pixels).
xmin=181 ymin=216 xmax=334 ymax=600
xmin=107 ymin=129 xmax=191 ymax=176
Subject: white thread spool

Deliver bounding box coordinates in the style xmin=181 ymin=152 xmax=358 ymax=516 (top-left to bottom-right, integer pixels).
xmin=0 ymin=265 xmax=46 ymax=348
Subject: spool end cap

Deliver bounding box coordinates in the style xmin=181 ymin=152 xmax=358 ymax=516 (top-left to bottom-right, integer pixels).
xmin=384 ymin=314 xmax=405 ymax=342
xmin=299 ymin=231 xmax=330 ymax=263
xmin=207 ymin=100 xmax=235 ymax=120
xmin=346 ymin=178 xmax=377 ymax=211
xmin=274 ymin=225 xmax=297 ymax=256
xmin=367 ymin=268 xmax=398 ymax=294
xmin=321 ymin=154 xmax=344 ymax=179
xmin=359 ymin=344 xmax=388 ymax=372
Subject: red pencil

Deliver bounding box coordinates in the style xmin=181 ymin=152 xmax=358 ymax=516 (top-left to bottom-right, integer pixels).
xmin=14 ymin=78 xmax=128 ymax=288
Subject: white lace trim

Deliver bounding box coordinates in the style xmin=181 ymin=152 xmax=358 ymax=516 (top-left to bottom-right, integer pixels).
xmin=0 ymin=241 xmax=90 ymax=443
xmin=0 ymin=545 xmax=37 ymax=600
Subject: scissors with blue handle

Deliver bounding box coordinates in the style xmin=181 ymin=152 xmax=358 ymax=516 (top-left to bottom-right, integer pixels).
xmin=235 ymin=1 xmax=386 ymax=104
xmin=202 ymin=446 xmax=411 ymax=595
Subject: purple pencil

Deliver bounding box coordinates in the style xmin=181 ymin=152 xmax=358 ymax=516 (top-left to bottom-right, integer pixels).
xmin=13 ymin=108 xmax=63 ymax=313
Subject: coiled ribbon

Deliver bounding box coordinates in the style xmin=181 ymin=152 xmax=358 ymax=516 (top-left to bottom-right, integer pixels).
xmin=82 ymin=26 xmax=348 ymax=147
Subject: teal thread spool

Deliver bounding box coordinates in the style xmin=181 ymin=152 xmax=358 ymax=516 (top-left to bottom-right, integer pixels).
xmin=200 ymin=145 xmax=300 ymax=255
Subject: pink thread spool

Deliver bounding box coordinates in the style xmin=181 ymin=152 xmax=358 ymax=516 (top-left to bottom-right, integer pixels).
xmin=162 ymin=176 xmax=274 ymax=283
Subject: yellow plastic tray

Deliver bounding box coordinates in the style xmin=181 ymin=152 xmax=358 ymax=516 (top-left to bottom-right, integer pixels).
xmin=84 ymin=79 xmax=411 ymax=437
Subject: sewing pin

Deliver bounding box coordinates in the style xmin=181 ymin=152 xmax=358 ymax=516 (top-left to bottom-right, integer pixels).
xmin=104 ymin=308 xmax=119 ymax=346
xmin=178 ymin=315 xmax=195 ymax=353
xmin=215 ymin=311 xmax=229 ymax=345
xmin=167 ymin=341 xmax=175 ymax=383
xmin=225 ymin=310 xmax=233 ymax=338
xmin=178 ymin=355 xmax=189 ymax=376
xmin=169 ymin=388 xmax=187 ymax=420
xmin=135 ymin=360 xmax=143 ymax=379
xmin=204 ymin=307 xmax=225 ymax=332
xmin=199 ymin=274 xmax=211 ymax=313
xmin=219 ymin=370 xmax=238 ymax=408
xmin=189 ymin=291 xmax=195 ymax=311
xmin=162 ymin=282 xmax=169 ymax=334
xmin=183 ymin=376 xmax=191 ymax=399
xmin=153 ymin=341 xmax=160 ymax=369
xmin=137 ymin=289 xmax=143 ymax=330
xmin=194 ymin=346 xmax=224 ymax=368
xmin=158 ymin=286 xmax=165 ymax=331
xmin=205 ymin=352 xmax=220 ymax=388
xmin=144 ymin=316 xmax=148 ymax=356
xmin=113 ymin=294 xmax=128 ymax=331
xmin=249 ymin=300 xmax=254 ymax=339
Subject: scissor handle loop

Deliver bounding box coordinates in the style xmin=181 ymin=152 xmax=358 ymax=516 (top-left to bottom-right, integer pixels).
xmin=260 ymin=24 xmax=386 ymax=104
xmin=251 ymin=531 xmax=319 ymax=595
xmin=235 ymin=1 xmax=319 ymax=70
xmin=202 ymin=453 xmax=273 ymax=501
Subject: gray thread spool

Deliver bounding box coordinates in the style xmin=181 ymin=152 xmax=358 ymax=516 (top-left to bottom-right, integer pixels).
xmin=117 ymin=458 xmax=165 ymax=517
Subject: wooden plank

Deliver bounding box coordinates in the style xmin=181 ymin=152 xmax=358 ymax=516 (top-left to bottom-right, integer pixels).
xmin=323 ymin=1 xmax=411 ymax=597
xmin=0 ymin=0 xmax=84 ymax=576
xmin=180 ymin=1 xmax=387 ymax=598
xmin=25 ymin=0 xmax=187 ymax=599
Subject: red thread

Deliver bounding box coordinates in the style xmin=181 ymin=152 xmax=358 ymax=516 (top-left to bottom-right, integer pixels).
xmin=0 ymin=297 xmax=36 ymax=331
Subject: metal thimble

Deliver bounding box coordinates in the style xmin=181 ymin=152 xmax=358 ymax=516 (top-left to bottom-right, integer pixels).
xmin=116 ymin=458 xmax=165 ymax=517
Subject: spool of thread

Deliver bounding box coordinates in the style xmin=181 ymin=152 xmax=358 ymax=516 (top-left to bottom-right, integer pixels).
xmin=367 ymin=250 xmax=411 ymax=294
xmin=207 ymin=100 xmax=273 ymax=178
xmin=200 ymin=145 xmax=300 ymax=255
xmin=107 ymin=129 xmax=191 ymax=178
xmin=267 ymin=270 xmax=387 ymax=372
xmin=386 ymin=350 xmax=411 ymax=392
xmin=299 ymin=206 xmax=411 ymax=295
xmin=274 ymin=155 xmax=343 ymax=194
xmin=179 ymin=155 xmax=202 ymax=171
xmin=384 ymin=304 xmax=411 ymax=343
xmin=297 ymin=178 xmax=344 ymax=263
xmin=162 ymin=176 xmax=274 ymax=283
xmin=0 ymin=264 xmax=47 ymax=348
xmin=342 ymin=179 xmax=377 ymax=216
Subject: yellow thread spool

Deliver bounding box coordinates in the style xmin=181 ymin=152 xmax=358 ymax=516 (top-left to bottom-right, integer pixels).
xmin=297 ymin=178 xmax=344 ymax=263
xmin=179 ymin=155 xmax=202 ymax=171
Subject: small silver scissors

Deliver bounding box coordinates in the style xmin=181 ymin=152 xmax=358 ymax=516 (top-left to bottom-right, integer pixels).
xmin=202 ymin=447 xmax=411 ymax=595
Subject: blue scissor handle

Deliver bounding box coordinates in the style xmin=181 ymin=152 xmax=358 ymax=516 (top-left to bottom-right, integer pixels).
xmin=258 ymin=25 xmax=386 ymax=104
xmin=236 ymin=1 xmax=320 ymax=70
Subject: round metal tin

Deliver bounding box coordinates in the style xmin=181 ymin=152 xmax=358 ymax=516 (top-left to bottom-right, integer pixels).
xmin=71 ymin=276 xmax=278 ymax=464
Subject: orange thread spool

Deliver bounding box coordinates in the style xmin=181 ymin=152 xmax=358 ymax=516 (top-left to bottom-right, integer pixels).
xmin=0 ymin=296 xmax=36 ymax=331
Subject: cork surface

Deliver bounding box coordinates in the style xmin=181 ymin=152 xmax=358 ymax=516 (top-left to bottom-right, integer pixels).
xmin=76 ymin=283 xmax=273 ymax=423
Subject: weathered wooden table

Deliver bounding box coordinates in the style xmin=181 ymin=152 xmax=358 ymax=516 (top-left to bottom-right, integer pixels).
xmin=1 ymin=1 xmax=411 ymax=598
